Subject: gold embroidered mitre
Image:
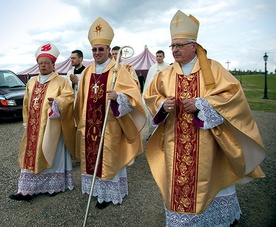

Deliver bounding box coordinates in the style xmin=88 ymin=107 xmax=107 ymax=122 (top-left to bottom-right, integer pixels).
xmin=170 ymin=10 xmax=216 ymax=89
xmin=88 ymin=17 xmax=114 ymax=46
xmin=170 ymin=10 xmax=199 ymax=41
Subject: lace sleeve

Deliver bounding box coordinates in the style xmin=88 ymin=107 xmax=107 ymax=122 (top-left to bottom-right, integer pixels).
xmin=49 ymin=99 xmax=60 ymax=119
xmin=194 ymin=97 xmax=224 ymax=130
xmin=116 ymin=92 xmax=133 ymax=117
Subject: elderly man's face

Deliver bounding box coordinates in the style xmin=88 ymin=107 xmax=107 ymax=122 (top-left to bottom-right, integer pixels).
xmin=170 ymin=38 xmax=197 ymax=64
xmin=37 ymin=56 xmax=54 ymax=75
xmin=92 ymin=44 xmax=110 ymax=64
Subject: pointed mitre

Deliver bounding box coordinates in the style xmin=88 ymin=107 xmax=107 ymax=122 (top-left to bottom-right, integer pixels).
xmin=35 ymin=42 xmax=60 ymax=62
xmin=88 ymin=17 xmax=114 ymax=46
xmin=170 ymin=10 xmax=199 ymax=41
xmin=171 ymin=10 xmax=216 ymax=89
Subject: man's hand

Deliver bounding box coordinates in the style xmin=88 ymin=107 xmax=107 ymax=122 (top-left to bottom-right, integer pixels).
xmin=70 ymin=74 xmax=78 ymax=85
xmin=163 ymin=96 xmax=175 ymax=112
xmin=183 ymin=98 xmax=197 ymax=113
xmin=107 ymin=90 xmax=118 ymax=101
xmin=48 ymin=97 xmax=54 ymax=107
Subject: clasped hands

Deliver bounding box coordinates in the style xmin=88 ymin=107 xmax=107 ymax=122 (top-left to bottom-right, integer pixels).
xmin=163 ymin=96 xmax=197 ymax=113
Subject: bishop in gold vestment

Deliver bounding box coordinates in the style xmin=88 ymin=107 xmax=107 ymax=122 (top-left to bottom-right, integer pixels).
xmin=74 ymin=17 xmax=146 ymax=209
xmin=144 ymin=10 xmax=266 ymax=226
xmin=9 ymin=42 xmax=75 ymax=201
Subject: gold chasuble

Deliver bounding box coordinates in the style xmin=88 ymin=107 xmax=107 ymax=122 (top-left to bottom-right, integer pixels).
xmin=18 ymin=72 xmax=75 ymax=174
xmin=75 ymin=58 xmax=146 ymax=180
xmin=144 ymin=59 xmax=266 ymax=214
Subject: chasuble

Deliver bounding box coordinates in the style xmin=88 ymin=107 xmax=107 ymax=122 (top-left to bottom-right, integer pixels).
xmin=144 ymin=59 xmax=266 ymax=214
xmin=75 ymin=58 xmax=146 ymax=180
xmin=18 ymin=72 xmax=75 ymax=174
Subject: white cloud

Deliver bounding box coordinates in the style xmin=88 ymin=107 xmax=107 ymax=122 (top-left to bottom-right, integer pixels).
xmin=0 ymin=0 xmax=275 ymax=73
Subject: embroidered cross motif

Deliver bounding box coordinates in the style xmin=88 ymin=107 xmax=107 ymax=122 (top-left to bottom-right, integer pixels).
xmin=33 ymin=97 xmax=39 ymax=106
xmin=172 ymin=15 xmax=184 ymax=27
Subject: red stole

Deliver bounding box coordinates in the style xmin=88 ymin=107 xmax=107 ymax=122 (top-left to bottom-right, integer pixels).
xmin=85 ymin=71 xmax=109 ymax=177
xmin=23 ymin=81 xmax=49 ymax=171
xmin=171 ymin=72 xmax=200 ymax=213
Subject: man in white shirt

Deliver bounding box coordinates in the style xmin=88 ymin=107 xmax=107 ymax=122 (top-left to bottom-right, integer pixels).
xmin=143 ymin=50 xmax=170 ymax=138
xmin=143 ymin=50 xmax=170 ymax=96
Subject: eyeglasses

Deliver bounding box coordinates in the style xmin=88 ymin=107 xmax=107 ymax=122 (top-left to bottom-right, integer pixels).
xmin=37 ymin=62 xmax=52 ymax=65
xmin=169 ymin=42 xmax=193 ymax=50
xmin=92 ymin=47 xmax=107 ymax=52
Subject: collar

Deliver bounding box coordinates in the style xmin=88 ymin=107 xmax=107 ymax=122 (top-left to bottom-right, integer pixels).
xmin=39 ymin=72 xmax=53 ymax=84
xmin=96 ymin=58 xmax=111 ymax=74
xmin=180 ymin=55 xmax=197 ymax=75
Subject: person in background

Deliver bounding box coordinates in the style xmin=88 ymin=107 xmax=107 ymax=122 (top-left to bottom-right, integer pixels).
xmin=111 ymin=45 xmax=141 ymax=91
xmin=66 ymin=50 xmax=86 ymax=100
xmin=144 ymin=10 xmax=266 ymax=226
xmin=143 ymin=50 xmax=170 ymax=96
xmin=138 ymin=72 xmax=145 ymax=93
xmin=111 ymin=45 xmax=143 ymax=166
xmin=143 ymin=50 xmax=170 ymax=139
xmin=74 ymin=17 xmax=146 ymax=209
xmin=9 ymin=42 xmax=75 ymax=201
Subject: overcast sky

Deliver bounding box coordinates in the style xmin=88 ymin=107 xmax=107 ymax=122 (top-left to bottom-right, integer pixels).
xmin=0 ymin=0 xmax=275 ymax=74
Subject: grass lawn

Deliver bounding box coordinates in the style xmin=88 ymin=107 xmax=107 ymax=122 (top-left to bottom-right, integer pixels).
xmin=235 ymin=74 xmax=276 ymax=113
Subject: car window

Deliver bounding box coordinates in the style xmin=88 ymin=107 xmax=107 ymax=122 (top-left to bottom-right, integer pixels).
xmin=0 ymin=71 xmax=25 ymax=88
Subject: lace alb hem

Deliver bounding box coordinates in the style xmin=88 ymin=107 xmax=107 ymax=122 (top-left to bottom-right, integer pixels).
xmin=82 ymin=174 xmax=128 ymax=204
xmin=17 ymin=170 xmax=74 ymax=195
xmin=165 ymin=190 xmax=241 ymax=227
xmin=195 ymin=97 xmax=224 ymax=130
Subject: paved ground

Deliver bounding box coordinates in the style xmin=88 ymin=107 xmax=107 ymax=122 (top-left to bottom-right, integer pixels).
xmin=0 ymin=110 xmax=275 ymax=227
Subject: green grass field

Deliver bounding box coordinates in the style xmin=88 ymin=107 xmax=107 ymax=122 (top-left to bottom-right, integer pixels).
xmin=235 ymin=74 xmax=276 ymax=112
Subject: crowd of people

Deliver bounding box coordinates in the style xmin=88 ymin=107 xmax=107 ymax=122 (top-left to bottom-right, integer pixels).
xmin=9 ymin=10 xmax=266 ymax=227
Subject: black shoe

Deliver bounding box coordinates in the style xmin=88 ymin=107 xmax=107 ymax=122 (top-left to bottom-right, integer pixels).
xmin=47 ymin=192 xmax=60 ymax=197
xmin=230 ymin=219 xmax=239 ymax=227
xmin=9 ymin=194 xmax=32 ymax=201
xmin=95 ymin=201 xmax=111 ymax=209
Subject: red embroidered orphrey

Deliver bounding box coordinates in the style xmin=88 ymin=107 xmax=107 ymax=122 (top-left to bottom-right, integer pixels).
xmin=23 ymin=81 xmax=49 ymax=172
xmin=171 ymin=73 xmax=200 ymax=213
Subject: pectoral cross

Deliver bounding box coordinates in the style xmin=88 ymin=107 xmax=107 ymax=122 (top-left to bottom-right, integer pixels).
xmin=33 ymin=97 xmax=39 ymax=106
xmin=93 ymin=83 xmax=99 ymax=94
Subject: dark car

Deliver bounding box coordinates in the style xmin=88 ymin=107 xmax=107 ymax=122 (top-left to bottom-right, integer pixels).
xmin=0 ymin=70 xmax=26 ymax=122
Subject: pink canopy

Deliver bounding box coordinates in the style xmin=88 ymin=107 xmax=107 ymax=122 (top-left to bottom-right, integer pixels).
xmin=124 ymin=45 xmax=156 ymax=78
xmin=17 ymin=45 xmax=156 ymax=83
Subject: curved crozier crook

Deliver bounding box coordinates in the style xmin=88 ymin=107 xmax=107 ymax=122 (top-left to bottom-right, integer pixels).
xmin=114 ymin=45 xmax=134 ymax=71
